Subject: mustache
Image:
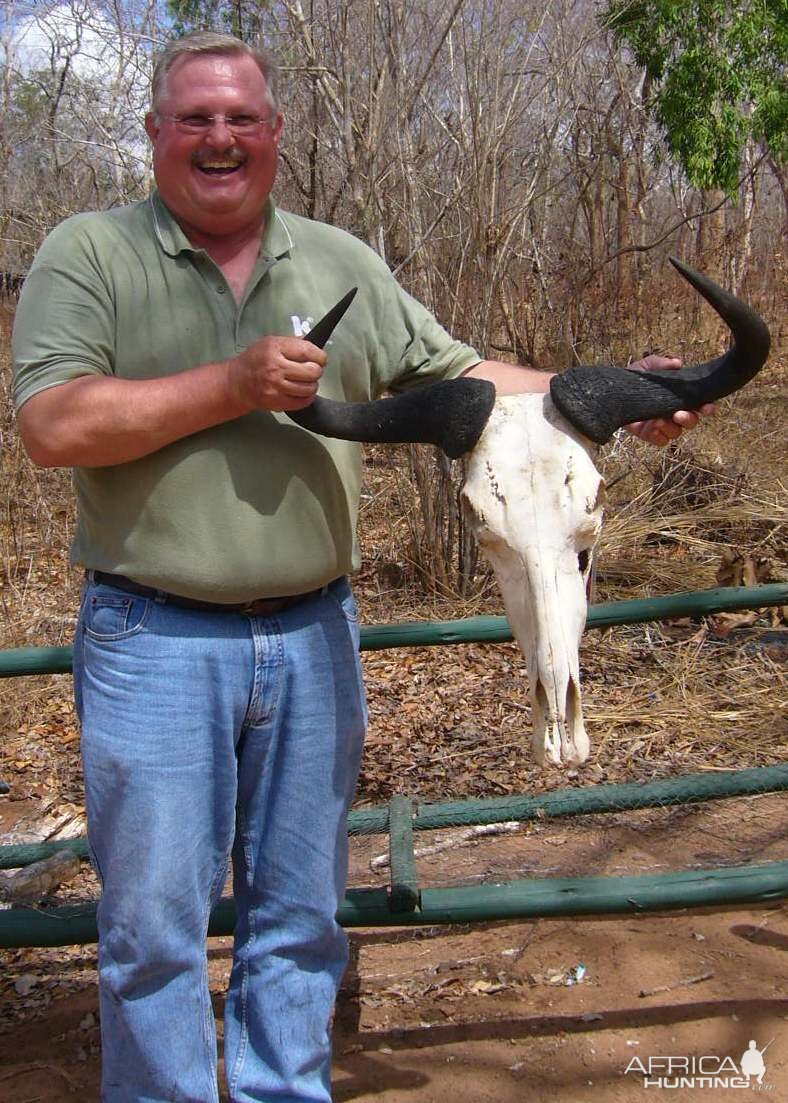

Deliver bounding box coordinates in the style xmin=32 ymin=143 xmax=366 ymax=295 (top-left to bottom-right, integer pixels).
xmin=191 ymin=145 xmax=247 ymax=165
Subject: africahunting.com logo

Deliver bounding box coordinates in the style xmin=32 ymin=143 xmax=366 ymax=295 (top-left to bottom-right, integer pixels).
xmin=624 ymin=1037 xmax=775 ymax=1090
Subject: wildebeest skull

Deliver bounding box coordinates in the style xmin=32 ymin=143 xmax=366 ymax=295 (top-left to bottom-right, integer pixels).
xmin=460 ymin=395 xmax=602 ymax=764
xmin=285 ymin=259 xmax=770 ymax=765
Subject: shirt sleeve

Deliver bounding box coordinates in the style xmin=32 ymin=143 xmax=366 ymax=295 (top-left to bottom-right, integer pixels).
xmin=12 ymin=215 xmax=116 ymax=410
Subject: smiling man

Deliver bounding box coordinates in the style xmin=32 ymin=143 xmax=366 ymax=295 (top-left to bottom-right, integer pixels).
xmin=12 ymin=31 xmax=708 ymax=1103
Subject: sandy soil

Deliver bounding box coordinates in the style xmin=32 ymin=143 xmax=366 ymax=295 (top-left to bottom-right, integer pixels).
xmin=1 ymin=793 xmax=786 ymax=1102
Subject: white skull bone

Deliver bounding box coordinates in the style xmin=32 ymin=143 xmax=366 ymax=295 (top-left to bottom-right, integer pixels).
xmin=461 ymin=393 xmax=605 ymax=766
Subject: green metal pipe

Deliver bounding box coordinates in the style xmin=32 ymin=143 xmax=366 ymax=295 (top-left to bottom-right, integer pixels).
xmin=0 ymin=644 xmax=73 ymax=677
xmin=0 ymin=836 xmax=89 ymax=870
xmin=348 ymin=765 xmax=788 ymax=835
xmin=346 ymin=861 xmax=788 ymax=926
xmin=360 ymin=583 xmax=788 ymax=650
xmin=386 ymin=795 xmax=419 ymax=912
xmin=1 ymin=860 xmax=785 ymax=948
xmin=3 ymin=766 xmax=786 ymax=868
xmin=1 ymin=584 xmax=785 ymax=676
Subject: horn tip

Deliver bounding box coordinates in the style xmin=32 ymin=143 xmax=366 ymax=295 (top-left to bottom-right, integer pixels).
xmin=669 ymin=255 xmax=697 ymax=282
xmin=669 ymin=256 xmax=771 ymax=359
xmin=339 ymin=286 xmax=358 ymax=307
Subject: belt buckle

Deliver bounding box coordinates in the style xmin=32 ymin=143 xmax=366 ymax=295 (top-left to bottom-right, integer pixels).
xmin=239 ymin=596 xmax=285 ymax=616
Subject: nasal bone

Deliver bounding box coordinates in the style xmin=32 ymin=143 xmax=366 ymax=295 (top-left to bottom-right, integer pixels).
xmin=204 ymin=119 xmax=235 ymax=143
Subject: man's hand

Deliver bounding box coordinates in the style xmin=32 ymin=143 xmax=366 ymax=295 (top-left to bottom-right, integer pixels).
xmin=229 ymin=336 xmax=327 ymax=412
xmin=624 ymin=354 xmax=715 ymax=447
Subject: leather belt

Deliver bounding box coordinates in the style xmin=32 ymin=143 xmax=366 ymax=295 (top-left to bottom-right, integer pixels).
xmin=87 ymin=570 xmax=328 ymax=616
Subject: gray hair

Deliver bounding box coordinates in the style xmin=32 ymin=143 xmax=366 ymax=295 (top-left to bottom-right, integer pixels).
xmin=151 ymin=32 xmax=280 ymax=114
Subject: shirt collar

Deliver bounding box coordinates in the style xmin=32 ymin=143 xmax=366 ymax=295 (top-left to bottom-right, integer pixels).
xmin=261 ymin=203 xmax=295 ymax=260
xmin=149 ymin=191 xmax=195 ymax=257
xmin=149 ymin=191 xmax=294 ymax=261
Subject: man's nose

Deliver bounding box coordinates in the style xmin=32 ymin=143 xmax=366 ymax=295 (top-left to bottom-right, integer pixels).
xmin=204 ymin=116 xmax=235 ymax=144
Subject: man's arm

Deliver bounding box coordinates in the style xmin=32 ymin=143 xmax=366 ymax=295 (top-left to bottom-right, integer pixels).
xmin=17 ymin=337 xmax=327 ymax=469
xmin=464 ymin=357 xmax=714 ymax=447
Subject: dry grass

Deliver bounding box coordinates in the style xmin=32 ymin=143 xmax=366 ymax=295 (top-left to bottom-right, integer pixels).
xmin=592 ymin=372 xmax=786 ymax=602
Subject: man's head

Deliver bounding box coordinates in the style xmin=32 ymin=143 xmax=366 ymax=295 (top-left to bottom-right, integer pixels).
xmin=145 ymin=33 xmax=283 ymax=241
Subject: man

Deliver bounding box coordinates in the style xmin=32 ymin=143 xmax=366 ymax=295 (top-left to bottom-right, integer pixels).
xmin=13 ymin=32 xmax=708 ymax=1103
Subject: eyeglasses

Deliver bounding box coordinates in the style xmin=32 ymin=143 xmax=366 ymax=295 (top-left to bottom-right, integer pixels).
xmin=161 ymin=113 xmax=272 ymax=135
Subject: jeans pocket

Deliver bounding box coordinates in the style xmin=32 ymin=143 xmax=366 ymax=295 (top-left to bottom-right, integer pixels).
xmin=83 ymin=593 xmax=150 ymax=641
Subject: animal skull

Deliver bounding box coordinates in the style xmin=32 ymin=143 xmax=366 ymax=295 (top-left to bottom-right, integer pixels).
xmin=461 ymin=395 xmax=603 ymax=765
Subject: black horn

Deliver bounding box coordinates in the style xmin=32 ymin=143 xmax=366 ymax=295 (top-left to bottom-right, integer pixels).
xmin=300 ymin=286 xmax=358 ymax=347
xmin=286 ymin=292 xmax=496 ymax=459
xmin=548 ymin=258 xmax=771 ymax=444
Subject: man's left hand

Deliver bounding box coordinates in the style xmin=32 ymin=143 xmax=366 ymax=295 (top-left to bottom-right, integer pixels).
xmin=624 ymin=354 xmax=715 ymax=447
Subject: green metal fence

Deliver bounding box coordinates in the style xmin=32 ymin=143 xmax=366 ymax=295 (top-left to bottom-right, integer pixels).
xmin=1 ymin=583 xmax=786 ymax=947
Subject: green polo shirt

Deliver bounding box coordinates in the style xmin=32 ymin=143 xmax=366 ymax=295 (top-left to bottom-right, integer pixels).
xmin=12 ymin=193 xmax=480 ymax=601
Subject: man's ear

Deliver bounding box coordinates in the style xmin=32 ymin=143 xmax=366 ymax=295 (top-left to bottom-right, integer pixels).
xmin=271 ymin=112 xmax=284 ymax=146
xmin=144 ymin=113 xmax=159 ymax=142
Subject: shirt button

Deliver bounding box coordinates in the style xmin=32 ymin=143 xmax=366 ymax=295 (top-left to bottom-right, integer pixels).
xmin=217 ymin=285 xmax=226 ymax=294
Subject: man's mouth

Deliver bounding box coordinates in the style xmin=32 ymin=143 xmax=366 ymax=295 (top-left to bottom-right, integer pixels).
xmin=195 ymin=158 xmax=245 ymax=176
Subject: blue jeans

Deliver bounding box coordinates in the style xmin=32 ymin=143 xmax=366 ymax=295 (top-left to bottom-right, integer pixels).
xmin=73 ymin=575 xmax=367 ymax=1103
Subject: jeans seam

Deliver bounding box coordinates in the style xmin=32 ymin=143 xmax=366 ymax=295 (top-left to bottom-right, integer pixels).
xmin=86 ymin=837 xmax=104 ymax=886
xmin=200 ymin=855 xmax=230 ymax=1102
xmin=328 ymin=589 xmax=367 ymax=727
xmin=229 ymin=830 xmax=254 ymax=1096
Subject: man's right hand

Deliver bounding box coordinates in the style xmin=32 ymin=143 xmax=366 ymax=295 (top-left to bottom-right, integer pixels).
xmin=230 ymin=337 xmax=327 ymax=412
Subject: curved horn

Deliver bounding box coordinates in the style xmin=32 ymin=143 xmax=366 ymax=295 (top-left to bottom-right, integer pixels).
xmin=285 ymin=291 xmax=496 ymax=459
xmin=548 ymin=257 xmax=771 ymax=444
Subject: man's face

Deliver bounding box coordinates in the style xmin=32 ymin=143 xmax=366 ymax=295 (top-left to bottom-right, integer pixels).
xmin=145 ymin=52 xmax=283 ymax=239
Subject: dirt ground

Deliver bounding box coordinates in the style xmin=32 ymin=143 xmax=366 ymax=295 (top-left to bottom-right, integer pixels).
xmin=1 ymin=792 xmax=786 ymax=1102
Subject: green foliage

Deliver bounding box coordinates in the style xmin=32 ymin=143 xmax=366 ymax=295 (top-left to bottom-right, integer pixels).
xmin=602 ymin=0 xmax=787 ymax=193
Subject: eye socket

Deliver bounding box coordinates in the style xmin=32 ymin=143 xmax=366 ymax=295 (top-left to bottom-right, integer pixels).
xmin=227 ymin=114 xmax=259 ymax=129
xmin=578 ymin=549 xmax=590 ymax=574
xmin=172 ymin=113 xmax=266 ymax=133
xmin=179 ymin=114 xmax=212 ymax=130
